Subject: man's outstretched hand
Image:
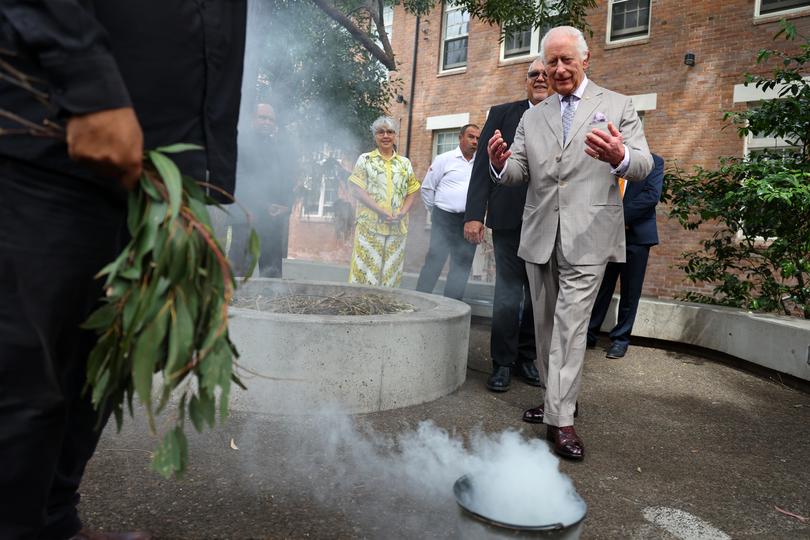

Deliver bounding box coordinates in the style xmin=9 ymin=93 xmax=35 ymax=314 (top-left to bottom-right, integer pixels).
xmin=67 ymin=107 xmax=144 ymax=191
xmin=584 ymin=122 xmax=625 ymax=168
xmin=487 ymin=129 xmax=511 ymax=172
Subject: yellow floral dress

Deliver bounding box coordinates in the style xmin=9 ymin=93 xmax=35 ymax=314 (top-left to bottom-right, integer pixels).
xmin=348 ymin=149 xmax=420 ymax=287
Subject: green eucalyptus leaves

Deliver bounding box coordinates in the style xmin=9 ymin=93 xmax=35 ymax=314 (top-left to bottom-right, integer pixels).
xmin=83 ymin=144 xmax=259 ymax=477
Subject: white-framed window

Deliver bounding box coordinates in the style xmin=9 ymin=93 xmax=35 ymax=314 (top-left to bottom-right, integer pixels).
xmin=755 ymin=0 xmax=810 ymax=17
xmin=423 ymin=128 xmax=461 ymax=228
xmin=301 ymin=147 xmax=345 ymax=219
xmin=441 ymin=1 xmax=470 ymax=71
xmin=383 ymin=5 xmax=394 ymax=40
xmin=432 ymin=129 xmax=459 ymax=157
xmin=607 ymin=0 xmax=651 ymax=43
xmin=733 ymin=82 xmax=802 ymax=157
xmin=499 ymin=5 xmax=557 ymax=61
xmin=503 ymin=26 xmax=534 ymax=59
xmin=744 ymin=133 xmax=798 ymax=157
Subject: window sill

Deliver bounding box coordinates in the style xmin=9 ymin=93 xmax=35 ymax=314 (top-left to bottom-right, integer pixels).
xmin=438 ymin=67 xmax=466 ymax=77
xmin=299 ymin=215 xmax=334 ymax=223
xmin=604 ymin=36 xmax=650 ymax=50
xmin=497 ymin=56 xmax=533 ymax=68
xmin=754 ymin=7 xmax=810 ymax=25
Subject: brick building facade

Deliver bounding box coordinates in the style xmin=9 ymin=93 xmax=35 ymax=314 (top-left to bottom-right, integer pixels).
xmin=287 ymin=0 xmax=810 ymax=300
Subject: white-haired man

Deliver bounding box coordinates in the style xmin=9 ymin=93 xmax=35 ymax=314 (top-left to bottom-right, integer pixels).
xmin=488 ymin=26 xmax=653 ymax=460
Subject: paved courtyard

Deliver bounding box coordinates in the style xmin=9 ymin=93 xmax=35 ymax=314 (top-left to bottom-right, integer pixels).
xmin=79 ymin=319 xmax=810 ymax=539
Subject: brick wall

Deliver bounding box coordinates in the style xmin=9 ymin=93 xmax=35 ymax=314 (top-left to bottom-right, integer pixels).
xmin=288 ymin=0 xmax=810 ymax=299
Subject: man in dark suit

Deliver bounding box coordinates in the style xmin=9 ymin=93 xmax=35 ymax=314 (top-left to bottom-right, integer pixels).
xmin=587 ymin=153 xmax=664 ymax=358
xmin=464 ymin=58 xmax=549 ymax=392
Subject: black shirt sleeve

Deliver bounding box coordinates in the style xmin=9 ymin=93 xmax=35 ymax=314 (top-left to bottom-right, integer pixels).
xmin=465 ymin=104 xmax=504 ymax=224
xmin=0 ymin=0 xmax=131 ymax=114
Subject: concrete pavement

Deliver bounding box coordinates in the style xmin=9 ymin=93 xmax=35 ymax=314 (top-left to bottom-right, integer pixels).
xmin=78 ymin=319 xmax=810 ymax=539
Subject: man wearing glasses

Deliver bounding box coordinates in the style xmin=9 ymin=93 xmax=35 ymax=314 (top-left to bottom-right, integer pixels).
xmin=464 ymin=58 xmax=549 ymax=393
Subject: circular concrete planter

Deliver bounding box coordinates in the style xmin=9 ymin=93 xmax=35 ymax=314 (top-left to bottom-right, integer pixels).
xmin=228 ymin=278 xmax=471 ymax=414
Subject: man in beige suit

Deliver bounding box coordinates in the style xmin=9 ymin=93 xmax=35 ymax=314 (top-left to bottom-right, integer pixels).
xmin=488 ymin=26 xmax=652 ymax=460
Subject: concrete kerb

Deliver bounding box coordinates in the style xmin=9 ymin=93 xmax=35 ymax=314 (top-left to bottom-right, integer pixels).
xmin=281 ymin=258 xmax=810 ymax=382
xmin=228 ymin=278 xmax=471 ymax=415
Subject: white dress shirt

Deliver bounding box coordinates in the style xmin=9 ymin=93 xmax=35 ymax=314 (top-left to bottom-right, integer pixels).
xmin=421 ymin=146 xmax=475 ymax=213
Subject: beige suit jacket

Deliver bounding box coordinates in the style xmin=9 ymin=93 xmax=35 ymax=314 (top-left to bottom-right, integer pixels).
xmin=497 ymin=81 xmax=653 ymax=265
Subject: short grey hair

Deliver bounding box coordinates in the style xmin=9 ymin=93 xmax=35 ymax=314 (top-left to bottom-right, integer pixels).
xmin=539 ymin=26 xmax=589 ymax=63
xmin=371 ymin=116 xmax=399 ymax=135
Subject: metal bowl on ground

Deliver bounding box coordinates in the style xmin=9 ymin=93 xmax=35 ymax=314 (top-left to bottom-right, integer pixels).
xmin=453 ymin=475 xmax=587 ymax=539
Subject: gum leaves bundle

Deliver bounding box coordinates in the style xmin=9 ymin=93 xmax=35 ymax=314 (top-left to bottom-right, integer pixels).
xmin=82 ymin=145 xmax=259 ymax=477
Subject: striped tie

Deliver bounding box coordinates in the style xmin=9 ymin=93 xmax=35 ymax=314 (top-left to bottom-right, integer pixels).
xmin=562 ymin=94 xmax=575 ymax=144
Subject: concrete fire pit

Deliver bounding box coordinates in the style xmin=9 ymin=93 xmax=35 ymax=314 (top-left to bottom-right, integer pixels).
xmin=227 ymin=278 xmax=471 ymax=415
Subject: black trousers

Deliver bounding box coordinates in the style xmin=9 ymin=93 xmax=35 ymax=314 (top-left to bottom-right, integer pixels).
xmin=587 ymin=243 xmax=651 ymax=346
xmin=491 ymin=228 xmax=536 ymax=368
xmin=416 ymin=207 xmax=476 ymax=301
xmin=229 ymin=212 xmax=289 ymax=278
xmin=0 ymin=163 xmax=126 ymax=540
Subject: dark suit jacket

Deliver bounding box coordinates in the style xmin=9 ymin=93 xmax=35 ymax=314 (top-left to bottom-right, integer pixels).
xmin=0 ymin=0 xmax=246 ymax=202
xmin=465 ymin=99 xmax=530 ymax=230
xmin=624 ymin=153 xmax=664 ymax=246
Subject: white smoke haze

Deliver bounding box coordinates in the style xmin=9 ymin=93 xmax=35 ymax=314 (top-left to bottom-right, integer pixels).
xmin=236 ymin=412 xmax=586 ymax=533
xmin=225 ymin=1 xmax=586 ymax=535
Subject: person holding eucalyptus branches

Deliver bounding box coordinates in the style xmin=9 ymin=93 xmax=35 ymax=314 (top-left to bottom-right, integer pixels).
xmin=0 ymin=1 xmax=246 ymax=539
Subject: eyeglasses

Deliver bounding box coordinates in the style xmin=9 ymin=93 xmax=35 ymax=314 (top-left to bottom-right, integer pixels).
xmin=527 ymin=70 xmax=547 ymax=80
xmin=375 ymin=129 xmax=396 ymax=136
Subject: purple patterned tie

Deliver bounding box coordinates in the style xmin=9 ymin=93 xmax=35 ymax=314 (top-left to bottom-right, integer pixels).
xmin=562 ymin=94 xmax=575 ymax=144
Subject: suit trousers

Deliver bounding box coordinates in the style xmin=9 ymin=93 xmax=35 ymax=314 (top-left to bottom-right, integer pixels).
xmin=588 ymin=243 xmax=651 ymax=347
xmin=491 ymin=228 xmax=536 ymax=368
xmin=0 ymin=164 xmax=126 ymax=540
xmin=416 ymin=207 xmax=476 ymax=301
xmin=525 ymin=232 xmax=606 ymax=427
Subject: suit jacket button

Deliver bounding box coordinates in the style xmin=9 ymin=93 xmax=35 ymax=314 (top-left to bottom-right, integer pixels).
xmin=554 ymin=206 xmax=559 ymax=211
xmin=556 ymin=155 xmax=562 ymax=162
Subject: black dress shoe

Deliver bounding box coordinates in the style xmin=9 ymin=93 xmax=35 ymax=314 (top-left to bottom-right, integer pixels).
xmin=522 ymin=402 xmax=578 ymax=424
xmin=546 ymin=425 xmax=584 ymax=460
xmin=606 ymin=342 xmax=628 ymax=358
xmin=515 ymin=362 xmax=542 ymax=386
xmin=586 ymin=336 xmax=597 ymax=349
xmin=486 ymin=366 xmax=511 ymax=392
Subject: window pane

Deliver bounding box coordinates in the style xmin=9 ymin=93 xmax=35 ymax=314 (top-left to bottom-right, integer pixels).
xmin=612 ymin=11 xmax=624 ymax=31
xmin=760 ymin=0 xmax=810 ymax=14
xmin=625 ymin=10 xmax=637 ymax=29
xmin=444 ymin=37 xmax=468 ymax=69
xmin=383 ymin=5 xmax=393 ymax=40
xmin=445 ymin=10 xmax=469 ymax=38
xmin=434 ymin=131 xmax=458 ymax=157
xmin=302 ymin=176 xmax=322 ymax=216
xmin=504 ymin=27 xmax=532 ymax=57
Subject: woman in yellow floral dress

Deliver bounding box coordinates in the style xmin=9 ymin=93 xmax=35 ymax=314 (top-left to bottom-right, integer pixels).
xmin=348 ymin=116 xmax=420 ymax=287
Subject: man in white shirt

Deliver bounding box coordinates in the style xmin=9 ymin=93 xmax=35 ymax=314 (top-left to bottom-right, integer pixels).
xmin=416 ymin=124 xmax=480 ymax=300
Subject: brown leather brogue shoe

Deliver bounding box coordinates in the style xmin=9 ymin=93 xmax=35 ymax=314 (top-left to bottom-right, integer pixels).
xmin=521 ymin=402 xmax=579 ymax=424
xmin=546 ymin=425 xmax=584 ymax=460
xmin=71 ymin=528 xmax=153 ymax=540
